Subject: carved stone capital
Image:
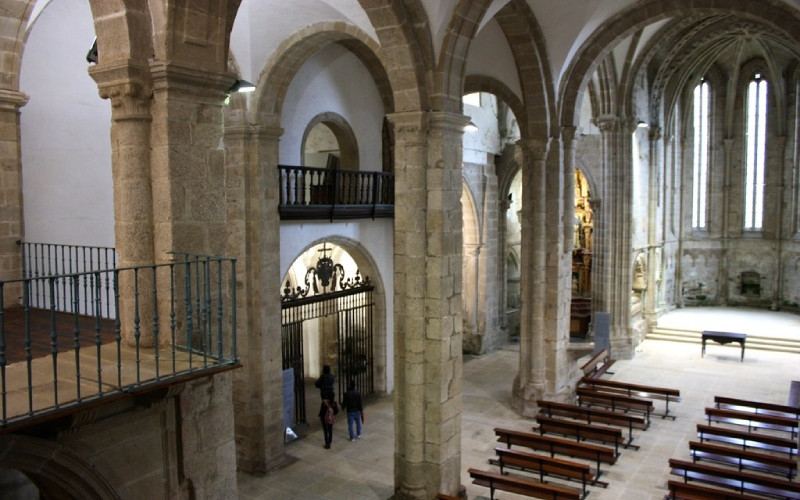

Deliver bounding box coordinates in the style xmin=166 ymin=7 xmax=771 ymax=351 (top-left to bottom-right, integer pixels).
xmin=386 ymin=111 xmax=428 ymax=144
xmin=0 ymin=89 xmax=29 ymax=111
xmin=149 ymin=60 xmax=236 ymax=101
xmin=516 ymin=138 xmax=551 ymax=163
xmin=89 ymin=62 xmax=152 ymax=120
xmin=593 ymin=115 xmax=619 ymax=133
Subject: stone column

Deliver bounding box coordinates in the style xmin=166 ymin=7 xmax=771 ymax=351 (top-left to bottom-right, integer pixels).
xmin=89 ymin=63 xmax=155 ymax=345
xmin=149 ymin=62 xmax=231 ymax=259
xmin=512 ymin=138 xmax=550 ymax=416
xmin=225 ymin=121 xmax=288 ymax=473
xmin=388 ymin=110 xmax=465 ymax=499
xmin=594 ymin=115 xmax=635 ymax=359
xmin=644 ymin=126 xmax=662 ymax=326
xmin=0 ymin=89 xmax=28 ymax=306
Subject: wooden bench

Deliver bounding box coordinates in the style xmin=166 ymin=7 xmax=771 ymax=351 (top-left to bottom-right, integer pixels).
xmin=494 ymin=427 xmax=616 ymax=477
xmin=715 ymin=395 xmax=800 ymax=421
xmin=705 ymin=407 xmax=799 ymax=438
xmin=666 ymin=479 xmax=770 ymax=500
xmin=534 ymin=414 xmax=630 ymax=454
xmin=468 ymin=468 xmax=581 ymax=500
xmin=492 ymin=446 xmax=598 ymax=498
xmin=580 ymin=377 xmax=681 ymax=419
xmin=580 ymin=348 xmax=615 ymax=379
xmin=537 ymin=399 xmax=648 ymax=442
xmin=689 ymin=440 xmax=797 ymax=480
xmin=669 ymin=458 xmax=800 ymax=499
xmin=697 ymin=424 xmax=798 ymax=459
xmin=435 ymin=494 xmax=461 ymax=500
xmin=575 ymin=386 xmax=654 ymax=424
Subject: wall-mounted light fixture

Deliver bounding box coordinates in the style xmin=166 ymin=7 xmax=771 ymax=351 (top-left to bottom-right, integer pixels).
xmin=464 ymin=121 xmax=478 ymax=132
xmin=228 ymin=79 xmax=256 ymax=93
xmin=86 ymin=37 xmax=98 ymax=64
xmin=637 ymin=121 xmax=649 ymax=128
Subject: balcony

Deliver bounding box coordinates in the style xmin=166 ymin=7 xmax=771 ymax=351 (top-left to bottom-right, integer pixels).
xmin=278 ymin=165 xmax=394 ymax=220
xmin=0 ymin=243 xmax=239 ymax=432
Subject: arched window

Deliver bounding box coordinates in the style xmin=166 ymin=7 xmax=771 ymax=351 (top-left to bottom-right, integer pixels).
xmin=692 ymin=80 xmax=710 ymax=229
xmin=744 ymin=73 xmax=767 ymax=230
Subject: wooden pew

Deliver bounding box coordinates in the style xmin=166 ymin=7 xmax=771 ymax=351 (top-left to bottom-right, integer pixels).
xmin=666 ymin=479 xmax=770 ymax=500
xmin=580 ymin=348 xmax=615 ymax=379
xmin=705 ymin=407 xmax=799 ymax=438
xmin=575 ymin=386 xmax=654 ymax=424
xmin=668 ymin=458 xmax=800 ymax=499
xmin=468 ymin=468 xmax=582 ymax=500
xmin=494 ymin=427 xmax=616 ymax=478
xmin=534 ymin=414 xmax=630 ymax=454
xmin=689 ymin=440 xmax=797 ymax=480
xmin=537 ymin=399 xmax=648 ymax=441
xmin=580 ymin=377 xmax=681 ymax=419
xmin=492 ymin=446 xmax=598 ymax=498
xmin=697 ymin=423 xmax=799 ymax=458
xmin=715 ymin=395 xmax=800 ymax=421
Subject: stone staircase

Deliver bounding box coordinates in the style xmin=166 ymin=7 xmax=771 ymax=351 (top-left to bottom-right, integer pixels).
xmin=647 ymin=326 xmax=800 ymax=354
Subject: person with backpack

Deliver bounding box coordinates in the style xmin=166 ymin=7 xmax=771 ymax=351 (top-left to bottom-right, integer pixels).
xmin=342 ymin=379 xmax=363 ymax=441
xmin=318 ymin=397 xmax=338 ymax=449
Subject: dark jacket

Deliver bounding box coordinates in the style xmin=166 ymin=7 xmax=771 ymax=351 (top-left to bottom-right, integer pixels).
xmin=315 ymin=372 xmax=335 ymax=400
xmin=342 ymin=388 xmax=363 ymax=413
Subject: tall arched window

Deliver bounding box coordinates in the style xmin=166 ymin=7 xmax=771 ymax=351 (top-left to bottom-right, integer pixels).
xmin=744 ymin=73 xmax=767 ymax=230
xmin=692 ymin=80 xmax=710 ymax=229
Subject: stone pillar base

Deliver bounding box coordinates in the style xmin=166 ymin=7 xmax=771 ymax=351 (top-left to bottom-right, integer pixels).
xmin=511 ymin=379 xmax=545 ymax=417
xmin=611 ymin=337 xmax=636 ymax=360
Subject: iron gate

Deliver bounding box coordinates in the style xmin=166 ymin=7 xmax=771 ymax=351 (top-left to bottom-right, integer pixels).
xmin=280 ymin=247 xmax=375 ymax=426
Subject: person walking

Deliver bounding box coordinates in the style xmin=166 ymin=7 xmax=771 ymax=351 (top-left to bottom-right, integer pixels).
xmin=315 ymin=365 xmax=335 ymax=401
xmin=318 ymin=397 xmax=338 ymax=449
xmin=342 ymin=379 xmax=363 ymax=441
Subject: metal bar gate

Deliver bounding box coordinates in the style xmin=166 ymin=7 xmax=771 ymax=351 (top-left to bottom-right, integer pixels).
xmin=281 ymin=287 xmax=374 ymax=426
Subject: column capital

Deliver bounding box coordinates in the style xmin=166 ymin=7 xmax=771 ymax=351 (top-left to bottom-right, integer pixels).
xmin=429 ymin=110 xmax=471 ymax=135
xmin=560 ymin=126 xmax=577 ymax=144
xmin=149 ymin=60 xmax=235 ymax=100
xmin=224 ymin=123 xmax=284 ymax=142
xmin=593 ymin=114 xmax=618 ymax=132
xmin=516 ymin=137 xmax=551 ymax=162
xmin=89 ymin=62 xmax=152 ymax=120
xmin=0 ymin=89 xmax=29 ymax=111
xmin=649 ymin=126 xmax=662 ymax=142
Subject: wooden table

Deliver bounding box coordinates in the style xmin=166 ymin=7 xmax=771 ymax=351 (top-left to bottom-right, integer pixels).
xmin=702 ymin=330 xmax=746 ymax=361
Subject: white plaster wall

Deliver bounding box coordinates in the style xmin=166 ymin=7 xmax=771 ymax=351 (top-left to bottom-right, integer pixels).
xmin=20 ymin=0 xmax=114 ymax=247
xmin=280 ymin=219 xmax=394 ymax=392
xmin=231 ymin=0 xmax=377 ymax=84
xmin=279 ymin=44 xmax=383 ymax=170
xmin=466 ymin=18 xmax=522 ymax=102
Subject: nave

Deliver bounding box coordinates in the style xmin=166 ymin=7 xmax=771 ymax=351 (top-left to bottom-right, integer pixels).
xmin=238 ymin=308 xmax=800 ymax=499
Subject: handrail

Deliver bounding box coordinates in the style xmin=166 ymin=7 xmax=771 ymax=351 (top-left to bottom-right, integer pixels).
xmin=278 ymin=165 xmax=394 ymax=215
xmin=0 ymin=256 xmax=238 ymax=429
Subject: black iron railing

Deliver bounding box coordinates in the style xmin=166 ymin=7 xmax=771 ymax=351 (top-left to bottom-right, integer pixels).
xmin=19 ymin=241 xmax=117 ymax=317
xmin=0 ymin=254 xmax=238 ymax=429
xmin=278 ymin=165 xmax=394 ymax=220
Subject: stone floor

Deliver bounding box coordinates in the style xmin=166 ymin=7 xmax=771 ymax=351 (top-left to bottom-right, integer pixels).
xmin=237 ymin=307 xmax=800 ymax=499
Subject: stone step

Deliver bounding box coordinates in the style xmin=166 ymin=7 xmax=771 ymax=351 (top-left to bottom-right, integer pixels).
xmin=647 ymin=327 xmax=800 ymax=354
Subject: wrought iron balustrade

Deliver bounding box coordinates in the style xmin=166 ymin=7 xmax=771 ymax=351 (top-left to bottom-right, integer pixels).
xmin=278 ymin=164 xmax=394 ymax=220
xmin=0 ymin=255 xmax=238 ymax=430
xmin=19 ymin=241 xmax=117 ymax=317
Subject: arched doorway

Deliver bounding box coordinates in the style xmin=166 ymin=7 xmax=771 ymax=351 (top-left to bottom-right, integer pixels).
xmin=571 ymin=167 xmax=594 ymax=339
xmin=280 ymin=241 xmax=376 ymax=427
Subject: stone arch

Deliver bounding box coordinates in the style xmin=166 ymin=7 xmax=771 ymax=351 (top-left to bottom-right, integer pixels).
xmin=0 ymin=1 xmax=35 ymax=88
xmin=357 ymin=0 xmax=431 ymax=112
xmin=301 ymin=112 xmax=359 ymax=170
xmin=461 ymin=181 xmax=481 ymax=350
xmin=86 ymin=0 xmax=154 ymax=65
xmin=281 ymin=235 xmax=389 ymax=393
xmin=0 ymin=435 xmax=121 ymax=499
xmin=252 ymin=23 xmax=394 ymax=123
xmin=558 ymin=0 xmax=800 ymax=128
xmin=464 ymin=74 xmax=527 ymax=137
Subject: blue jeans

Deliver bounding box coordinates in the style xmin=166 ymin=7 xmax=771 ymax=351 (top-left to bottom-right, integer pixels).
xmin=347 ymin=411 xmax=362 ymax=440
